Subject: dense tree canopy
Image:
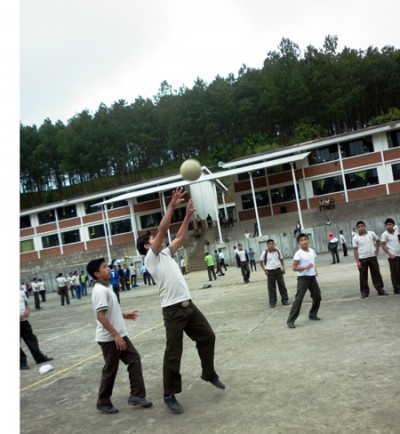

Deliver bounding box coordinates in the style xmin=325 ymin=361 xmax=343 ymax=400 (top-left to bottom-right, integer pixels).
xmin=20 ymin=36 xmax=400 ymax=206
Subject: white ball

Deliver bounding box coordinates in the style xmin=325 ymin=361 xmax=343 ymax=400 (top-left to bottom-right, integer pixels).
xmin=180 ymin=159 xmax=202 ymax=181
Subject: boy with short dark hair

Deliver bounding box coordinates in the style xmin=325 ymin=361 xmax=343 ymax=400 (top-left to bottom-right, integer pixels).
xmin=136 ymin=187 xmax=225 ymax=414
xmin=287 ymin=233 xmax=322 ymax=329
xmin=87 ymin=258 xmax=152 ymax=414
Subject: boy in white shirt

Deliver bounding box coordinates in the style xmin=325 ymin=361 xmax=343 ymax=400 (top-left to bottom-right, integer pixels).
xmin=352 ymin=220 xmax=387 ymax=298
xmin=381 ymin=217 xmax=400 ymax=294
xmin=87 ymin=258 xmax=152 ymax=414
xmin=287 ymin=233 xmax=322 ymax=329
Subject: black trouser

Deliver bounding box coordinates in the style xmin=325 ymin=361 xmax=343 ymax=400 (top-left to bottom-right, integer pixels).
xmin=207 ymin=266 xmax=217 ymax=280
xmin=220 ymin=259 xmax=227 ymax=271
xmin=387 ymin=256 xmax=400 ymax=293
xmin=40 ymin=290 xmax=46 ymax=302
xmin=240 ymin=261 xmax=250 ymax=283
xmin=162 ymin=302 xmax=217 ymax=395
xmin=70 ymin=285 xmax=75 ymax=298
xmin=112 ymin=285 xmax=120 ymax=304
xmin=358 ymin=257 xmax=384 ymax=295
xmin=20 ymin=320 xmax=47 ymax=366
xmin=342 ymin=243 xmax=348 ymax=256
xmin=33 ymin=292 xmax=40 ymax=309
xmin=287 ymin=276 xmax=321 ymax=323
xmin=250 ymin=260 xmax=257 ymax=271
xmin=59 ymin=286 xmax=70 ymax=306
xmin=97 ymin=337 xmax=146 ymax=406
xmin=267 ymin=268 xmax=289 ymax=305
xmin=330 ymin=247 xmax=340 ymax=263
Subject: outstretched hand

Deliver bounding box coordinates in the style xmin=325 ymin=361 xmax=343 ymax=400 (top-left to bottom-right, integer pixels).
xmin=170 ymin=187 xmax=187 ymax=208
xmin=185 ymin=198 xmax=196 ymax=219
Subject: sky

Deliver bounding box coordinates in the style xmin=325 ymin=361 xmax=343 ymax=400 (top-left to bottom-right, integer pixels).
xmin=20 ymin=0 xmax=400 ymax=127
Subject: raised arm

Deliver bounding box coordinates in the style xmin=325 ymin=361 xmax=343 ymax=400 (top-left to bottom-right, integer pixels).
xmin=170 ymin=198 xmax=196 ymax=254
xmin=151 ymin=187 xmax=187 ymax=254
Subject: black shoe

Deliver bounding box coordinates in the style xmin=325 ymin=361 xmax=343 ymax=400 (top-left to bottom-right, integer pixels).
xmin=96 ymin=404 xmax=119 ymax=414
xmin=287 ymin=321 xmax=296 ymax=329
xmin=20 ymin=365 xmax=30 ymax=370
xmin=128 ymin=396 xmax=153 ymax=407
xmin=377 ymin=290 xmax=389 ymax=296
xmin=37 ymin=357 xmax=53 ymax=364
xmin=269 ymin=304 xmax=276 ymax=308
xmin=282 ymin=301 xmax=290 ymax=306
xmin=163 ymin=394 xmax=183 ymax=414
xmin=201 ymin=375 xmax=225 ymax=390
xmin=309 ymin=316 xmax=321 ymax=321
xmin=361 ymin=293 xmax=369 ymax=299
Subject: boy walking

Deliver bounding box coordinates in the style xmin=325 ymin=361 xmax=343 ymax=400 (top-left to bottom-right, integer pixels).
xmin=136 ymin=187 xmax=225 ymax=414
xmin=287 ymin=233 xmax=322 ymax=329
xmin=380 ymin=218 xmax=400 ymax=294
xmin=352 ymin=221 xmax=388 ymax=298
xmin=87 ymin=258 xmax=152 ymax=414
xmin=260 ymin=239 xmax=289 ymax=308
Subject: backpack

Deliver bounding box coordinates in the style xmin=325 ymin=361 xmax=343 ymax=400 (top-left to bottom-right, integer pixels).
xmin=263 ymin=249 xmax=282 ymax=265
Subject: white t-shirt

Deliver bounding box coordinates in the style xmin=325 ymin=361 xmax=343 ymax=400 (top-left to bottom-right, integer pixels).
xmin=31 ymin=281 xmax=40 ymax=292
xmin=39 ymin=281 xmax=46 ymax=291
xmin=129 ymin=265 xmax=136 ymax=275
xmin=293 ymin=248 xmax=317 ymax=277
xmin=20 ymin=290 xmax=28 ymax=318
xmin=219 ymin=251 xmax=224 ymax=260
xmin=92 ymin=281 xmax=127 ymax=342
xmin=56 ymin=276 xmax=67 ymax=287
xmin=260 ymin=249 xmax=282 ymax=270
xmin=72 ymin=275 xmax=80 ymax=286
xmin=339 ymin=234 xmax=346 ymax=244
xmin=352 ymin=231 xmax=379 ymax=259
xmin=381 ymin=229 xmax=400 ymax=257
xmin=145 ymin=246 xmax=191 ymax=308
xmin=236 ymin=249 xmax=248 ymax=262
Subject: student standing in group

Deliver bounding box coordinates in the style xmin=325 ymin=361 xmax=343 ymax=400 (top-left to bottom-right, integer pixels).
xmin=352 ymin=221 xmax=388 ymax=298
xmin=109 ymin=265 xmax=121 ymax=304
xmin=129 ymin=263 xmax=138 ymax=288
xmin=235 ymin=244 xmax=250 ymax=283
xmin=287 ymin=233 xmax=322 ymax=329
xmin=87 ymin=258 xmax=152 ymax=414
xmin=327 ymin=232 xmax=340 ymax=264
xmin=204 ymin=252 xmax=217 ymax=281
xmin=339 ymin=230 xmax=348 ymax=257
xmin=31 ymin=278 xmax=41 ymax=310
xmin=381 ymin=218 xmax=400 ymax=294
xmin=218 ymin=248 xmax=227 ymax=271
xmin=136 ymin=188 xmax=225 ymax=414
xmin=38 ymin=278 xmax=47 ymax=302
xmin=79 ymin=270 xmax=89 ymax=296
xmin=56 ymin=272 xmax=70 ymax=306
xmin=248 ymin=248 xmax=257 ymax=271
xmin=260 ymin=239 xmax=289 ymax=308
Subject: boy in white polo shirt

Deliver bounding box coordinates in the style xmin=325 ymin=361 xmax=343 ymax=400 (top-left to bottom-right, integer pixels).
xmin=381 ymin=217 xmax=400 ymax=294
xmin=352 ymin=220 xmax=388 ymax=298
xmin=87 ymin=258 xmax=152 ymax=415
xmin=136 ymin=187 xmax=225 ymax=415
xmin=287 ymin=233 xmax=322 ymax=329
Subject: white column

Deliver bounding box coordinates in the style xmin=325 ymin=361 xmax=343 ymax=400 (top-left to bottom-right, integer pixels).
xmin=55 ymin=209 xmax=63 ymax=255
xmin=213 ymin=183 xmax=223 ymax=243
xmin=290 ymin=163 xmax=304 ymax=230
xmin=160 ymin=192 xmax=171 ymax=245
xmin=128 ymin=199 xmax=139 ymax=254
xmin=101 ymin=206 xmax=112 ymax=264
xmin=337 ymin=143 xmax=348 ymax=202
xmin=249 ymin=173 xmax=262 ymax=237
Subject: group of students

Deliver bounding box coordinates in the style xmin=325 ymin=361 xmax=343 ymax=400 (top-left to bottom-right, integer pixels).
xmin=88 ymin=188 xmax=225 ymax=415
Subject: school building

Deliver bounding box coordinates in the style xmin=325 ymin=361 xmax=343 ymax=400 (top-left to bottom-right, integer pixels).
xmin=20 ymin=120 xmax=400 ymax=273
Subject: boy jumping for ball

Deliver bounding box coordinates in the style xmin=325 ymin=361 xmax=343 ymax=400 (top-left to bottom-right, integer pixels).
xmin=287 ymin=233 xmax=322 ymax=329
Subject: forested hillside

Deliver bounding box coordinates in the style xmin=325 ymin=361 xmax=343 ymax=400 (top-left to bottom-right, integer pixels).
xmin=20 ymin=36 xmax=400 ymax=208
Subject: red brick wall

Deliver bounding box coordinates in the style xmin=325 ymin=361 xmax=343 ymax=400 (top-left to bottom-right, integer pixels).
xmin=134 ymin=199 xmax=161 ymax=212
xmin=20 ymin=228 xmax=34 ymax=237
xmin=37 ymin=223 xmax=57 ymax=234
xmin=59 ymin=217 xmax=81 ymax=229
xmin=383 ymin=148 xmax=400 ymax=161
xmin=347 ymin=185 xmax=387 ymax=201
xmin=342 ymin=153 xmax=382 ymax=170
xmin=389 ymin=182 xmax=400 ymax=194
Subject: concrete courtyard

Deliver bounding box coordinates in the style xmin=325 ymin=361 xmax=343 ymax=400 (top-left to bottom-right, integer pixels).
xmin=20 ymin=252 xmax=399 ymax=434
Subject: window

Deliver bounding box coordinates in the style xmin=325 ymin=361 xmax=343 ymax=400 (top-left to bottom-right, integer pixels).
xmin=42 ymin=234 xmax=59 ymax=248
xmin=61 ymin=229 xmax=81 ymax=244
xmin=270 ymin=185 xmax=299 ymax=203
xmin=140 ymin=212 xmax=162 ymax=229
xmin=105 ymin=197 xmax=129 ymax=210
xmin=312 ymin=176 xmax=344 ymax=196
xmin=238 ymin=168 xmax=266 ymax=181
xmin=20 ymin=239 xmax=34 ymax=252
xmin=20 ymin=215 xmax=31 ymax=229
xmin=57 ymin=205 xmax=77 ymax=220
xmin=268 ymin=163 xmax=291 ymax=174
xmin=38 ymin=210 xmax=56 ymax=225
xmin=88 ymin=224 xmax=106 ymax=239
xmin=387 ymin=130 xmax=400 ymax=148
xmin=308 ymin=145 xmax=338 ymax=165
xmin=241 ymin=191 xmax=269 ymax=210
xmin=345 ymin=168 xmax=379 ymax=190
xmin=340 ymin=137 xmax=373 ymax=158
xmin=84 ymin=199 xmax=102 ymax=214
xmin=392 ymin=163 xmax=400 ymax=181
xmin=137 ymin=192 xmax=159 ymax=203
xmin=110 ymin=218 xmax=132 ymax=235
xmin=172 ymin=207 xmax=186 ymax=223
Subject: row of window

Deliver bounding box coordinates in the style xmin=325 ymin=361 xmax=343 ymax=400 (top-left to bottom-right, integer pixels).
xmin=240 ymin=164 xmax=400 ymax=210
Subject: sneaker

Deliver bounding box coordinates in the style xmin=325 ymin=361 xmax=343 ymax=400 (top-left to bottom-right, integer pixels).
xmin=377 ymin=290 xmax=389 ymax=296
xmin=128 ymin=396 xmax=153 ymax=407
xmin=287 ymin=321 xmax=296 ymax=329
xmin=309 ymin=316 xmax=321 ymax=321
xmin=37 ymin=356 xmax=53 ymax=364
xmin=163 ymin=394 xmax=183 ymax=414
xmin=96 ymin=404 xmax=119 ymax=414
xmin=201 ymin=375 xmax=226 ymax=389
